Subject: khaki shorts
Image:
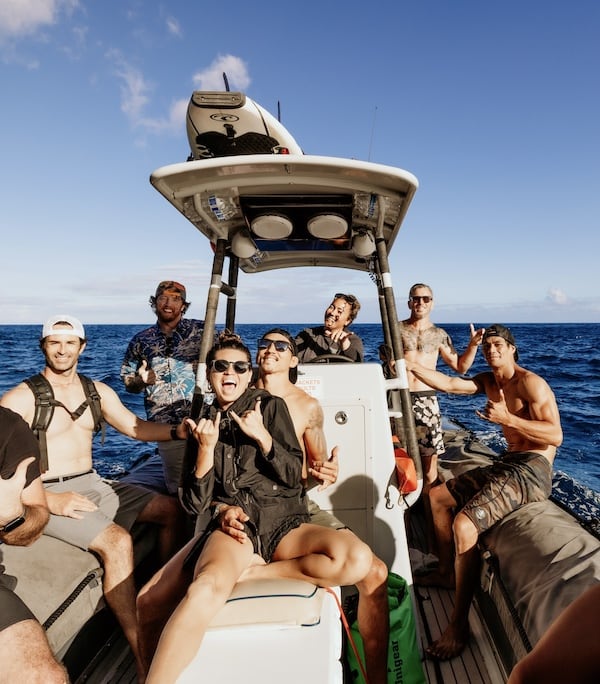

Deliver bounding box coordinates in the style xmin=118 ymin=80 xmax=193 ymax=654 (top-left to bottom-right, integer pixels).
xmin=307 ymin=497 xmax=347 ymax=530
xmin=43 ymin=470 xmax=155 ymax=550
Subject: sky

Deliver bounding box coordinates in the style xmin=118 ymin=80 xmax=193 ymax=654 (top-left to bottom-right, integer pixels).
xmin=1 ymin=0 xmax=599 ymax=326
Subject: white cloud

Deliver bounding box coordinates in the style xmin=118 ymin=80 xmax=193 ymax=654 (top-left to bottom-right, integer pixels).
xmin=106 ymin=48 xmax=152 ymax=123
xmin=106 ymin=52 xmax=251 ymax=137
xmin=137 ymin=97 xmax=188 ymax=136
xmin=0 ymin=0 xmax=79 ymax=39
xmin=106 ymin=48 xmax=188 ymax=137
xmin=547 ymin=288 xmax=568 ymax=305
xmin=166 ymin=16 xmax=181 ymax=37
xmin=192 ymin=54 xmax=250 ymax=91
xmin=107 ymin=50 xmax=188 ymax=134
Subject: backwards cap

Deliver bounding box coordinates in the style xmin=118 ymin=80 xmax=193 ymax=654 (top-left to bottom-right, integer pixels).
xmin=42 ymin=315 xmax=86 ymax=340
xmin=483 ymin=324 xmax=518 ymax=361
xmin=155 ymin=280 xmax=186 ymax=300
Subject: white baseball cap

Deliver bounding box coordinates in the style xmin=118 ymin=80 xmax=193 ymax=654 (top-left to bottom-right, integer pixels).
xmin=41 ymin=315 xmax=86 ymax=340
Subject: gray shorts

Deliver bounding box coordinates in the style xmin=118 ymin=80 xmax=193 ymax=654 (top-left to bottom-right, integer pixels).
xmin=307 ymin=498 xmax=347 ymax=530
xmin=0 ymin=584 xmax=35 ymax=632
xmin=43 ymin=470 xmax=155 ymax=550
xmin=157 ymin=440 xmax=187 ymax=495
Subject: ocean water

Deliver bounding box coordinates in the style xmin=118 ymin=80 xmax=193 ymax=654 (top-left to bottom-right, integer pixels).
xmin=1 ymin=322 xmax=598 ymax=500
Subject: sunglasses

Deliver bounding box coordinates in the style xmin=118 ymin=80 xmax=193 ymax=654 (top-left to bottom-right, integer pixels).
xmin=210 ymin=359 xmax=252 ymax=373
xmin=409 ymin=296 xmax=432 ymax=304
xmin=334 ymin=293 xmax=357 ymax=303
xmin=257 ymin=337 xmax=293 ymax=353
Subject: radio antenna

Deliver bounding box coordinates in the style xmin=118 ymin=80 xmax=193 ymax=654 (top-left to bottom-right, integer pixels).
xmin=222 ymin=72 xmax=230 ymax=91
xmin=368 ymin=106 xmax=378 ymax=161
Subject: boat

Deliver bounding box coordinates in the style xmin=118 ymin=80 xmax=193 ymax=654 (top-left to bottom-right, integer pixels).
xmin=2 ymin=90 xmax=599 ymax=683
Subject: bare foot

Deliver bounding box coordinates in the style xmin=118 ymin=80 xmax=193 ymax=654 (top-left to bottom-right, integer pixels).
xmin=426 ymin=623 xmax=469 ymax=660
xmin=414 ymin=568 xmax=455 ymax=589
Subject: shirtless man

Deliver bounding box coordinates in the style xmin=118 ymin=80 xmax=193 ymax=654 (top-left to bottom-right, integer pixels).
xmin=255 ymin=328 xmax=389 ymax=684
xmin=0 ymin=407 xmax=68 ymax=683
xmin=405 ymin=324 xmax=563 ymax=660
xmin=295 ymin=293 xmax=364 ymax=362
xmin=398 ymin=283 xmax=484 ymax=553
xmin=0 ymin=315 xmax=187 ymax=679
xmin=399 ymin=283 xmax=484 ymax=487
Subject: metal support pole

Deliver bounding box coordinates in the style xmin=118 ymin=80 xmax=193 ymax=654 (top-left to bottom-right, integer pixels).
xmin=191 ymin=238 xmax=227 ymax=416
xmin=225 ymin=255 xmax=239 ymax=332
xmin=374 ymin=197 xmax=421 ymax=477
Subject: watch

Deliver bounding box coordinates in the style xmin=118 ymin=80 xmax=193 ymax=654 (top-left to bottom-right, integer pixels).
xmin=0 ymin=512 xmax=26 ymax=534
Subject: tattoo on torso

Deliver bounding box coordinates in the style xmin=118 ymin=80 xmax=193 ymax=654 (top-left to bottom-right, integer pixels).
xmin=400 ymin=323 xmax=452 ymax=354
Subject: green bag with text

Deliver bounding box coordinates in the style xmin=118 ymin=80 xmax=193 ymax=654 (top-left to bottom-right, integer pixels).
xmin=345 ymin=572 xmax=426 ymax=684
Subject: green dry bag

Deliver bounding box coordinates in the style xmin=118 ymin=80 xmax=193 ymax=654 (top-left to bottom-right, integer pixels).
xmin=345 ymin=572 xmax=426 ymax=684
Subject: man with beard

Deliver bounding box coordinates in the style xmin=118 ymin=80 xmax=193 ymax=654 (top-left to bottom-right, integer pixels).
xmin=121 ymin=281 xmax=204 ymax=494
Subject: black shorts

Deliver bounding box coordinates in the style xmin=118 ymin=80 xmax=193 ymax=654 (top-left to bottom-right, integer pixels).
xmin=0 ymin=583 xmax=36 ymax=632
xmin=184 ymin=511 xmax=310 ymax=568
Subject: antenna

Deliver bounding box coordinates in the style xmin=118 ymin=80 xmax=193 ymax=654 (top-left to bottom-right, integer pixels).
xmin=277 ymin=101 xmax=281 ymax=122
xmin=368 ymin=106 xmax=378 ymax=161
xmin=223 ymin=72 xmax=230 ymax=92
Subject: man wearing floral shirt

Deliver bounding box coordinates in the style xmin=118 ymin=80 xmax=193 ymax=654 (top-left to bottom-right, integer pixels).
xmin=121 ymin=281 xmax=204 ymax=494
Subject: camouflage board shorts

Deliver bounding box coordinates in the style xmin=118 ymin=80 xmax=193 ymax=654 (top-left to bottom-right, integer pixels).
xmin=446 ymin=452 xmax=553 ymax=534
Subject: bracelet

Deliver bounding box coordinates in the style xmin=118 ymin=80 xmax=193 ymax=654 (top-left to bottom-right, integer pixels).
xmin=212 ymin=502 xmax=227 ymax=519
xmin=170 ymin=425 xmax=183 ymax=440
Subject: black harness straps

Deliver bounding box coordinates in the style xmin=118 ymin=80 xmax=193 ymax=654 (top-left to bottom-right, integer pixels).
xmin=23 ymin=373 xmax=104 ymax=473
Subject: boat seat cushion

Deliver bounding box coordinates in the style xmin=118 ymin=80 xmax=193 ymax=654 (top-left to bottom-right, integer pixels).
xmin=209 ymin=578 xmax=327 ymax=629
xmin=0 ymin=521 xmax=158 ymax=659
xmin=481 ymin=500 xmax=600 ymax=646
xmin=181 ymin=582 xmax=342 ymax=683
xmin=0 ymin=535 xmax=104 ymax=657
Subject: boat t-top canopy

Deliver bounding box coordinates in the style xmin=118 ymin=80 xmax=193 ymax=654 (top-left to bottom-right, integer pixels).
xmin=150 ymin=154 xmax=418 ymax=273
xmin=150 ymin=150 xmax=422 ymax=479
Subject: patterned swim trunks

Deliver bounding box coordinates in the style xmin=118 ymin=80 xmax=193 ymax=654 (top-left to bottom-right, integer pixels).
xmin=446 ymin=452 xmax=553 ymax=533
xmin=411 ymin=390 xmax=445 ymax=459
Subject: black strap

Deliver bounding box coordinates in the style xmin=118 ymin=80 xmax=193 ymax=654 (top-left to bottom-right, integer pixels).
xmin=24 ymin=373 xmax=104 ymax=472
xmin=24 ymin=373 xmax=53 ymax=473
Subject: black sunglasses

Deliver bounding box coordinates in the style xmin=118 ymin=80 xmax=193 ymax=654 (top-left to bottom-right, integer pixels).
xmin=334 ymin=293 xmax=357 ymax=303
xmin=210 ymin=359 xmax=252 ymax=373
xmin=409 ymin=295 xmax=432 ymax=304
xmin=257 ymin=337 xmax=292 ymax=352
